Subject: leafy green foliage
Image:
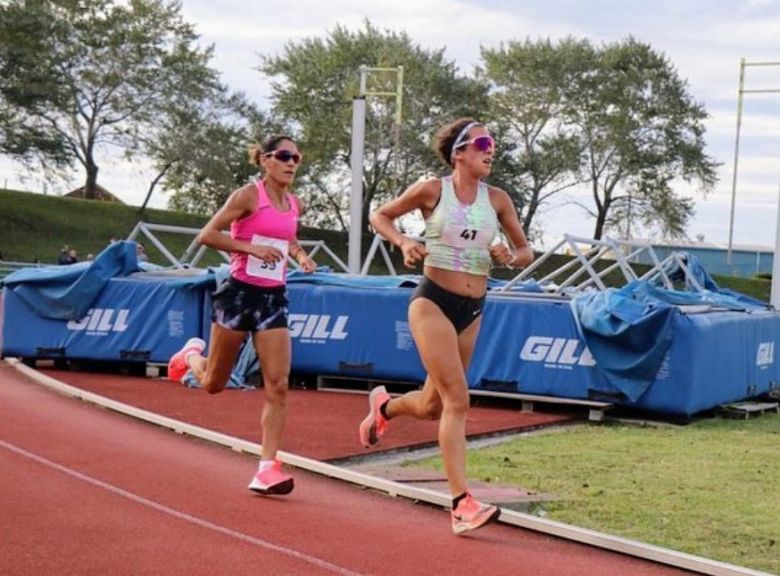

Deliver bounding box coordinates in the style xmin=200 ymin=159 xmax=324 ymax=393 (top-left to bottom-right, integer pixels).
xmin=479 ymin=37 xmax=718 ymax=241
xmin=148 ymin=93 xmax=277 ymax=216
xmin=479 ymin=38 xmax=592 ymax=239
xmin=0 ymin=0 xmax=219 ymax=198
xmin=260 ymin=21 xmax=487 ymax=231
xmin=567 ymin=38 xmax=719 ymax=239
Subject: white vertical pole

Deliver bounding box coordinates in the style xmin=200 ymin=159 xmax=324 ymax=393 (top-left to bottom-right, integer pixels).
xmin=771 ymin=180 xmax=780 ymax=309
xmin=727 ymin=58 xmax=746 ymax=265
xmin=348 ymin=65 xmax=403 ymax=274
xmin=348 ymin=68 xmax=368 ymax=275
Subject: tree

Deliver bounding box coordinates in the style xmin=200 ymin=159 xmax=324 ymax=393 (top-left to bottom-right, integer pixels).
xmin=0 ymin=1 xmax=70 ymax=165
xmin=0 ymin=0 xmax=218 ymax=199
xmin=152 ymin=92 xmax=279 ymax=215
xmin=259 ymin=21 xmax=487 ymax=232
xmin=567 ymin=38 xmax=719 ymax=239
xmin=478 ymin=38 xmax=590 ymax=238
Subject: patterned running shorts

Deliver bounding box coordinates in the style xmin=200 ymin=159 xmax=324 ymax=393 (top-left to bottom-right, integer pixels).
xmin=211 ymin=276 xmax=289 ymax=333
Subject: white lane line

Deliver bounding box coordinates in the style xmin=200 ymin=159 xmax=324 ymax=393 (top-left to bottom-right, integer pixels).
xmin=0 ymin=439 xmax=363 ymax=576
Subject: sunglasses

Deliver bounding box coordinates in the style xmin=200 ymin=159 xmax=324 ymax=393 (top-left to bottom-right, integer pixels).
xmin=454 ymin=135 xmax=495 ymax=153
xmin=264 ymin=150 xmax=302 ymax=164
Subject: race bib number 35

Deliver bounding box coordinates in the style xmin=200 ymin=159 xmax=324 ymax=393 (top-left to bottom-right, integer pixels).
xmin=246 ymin=235 xmax=289 ymax=281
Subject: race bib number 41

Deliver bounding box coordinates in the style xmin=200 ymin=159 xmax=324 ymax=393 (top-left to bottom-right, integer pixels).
xmin=246 ymin=235 xmax=289 ymax=281
xmin=441 ymin=223 xmax=493 ymax=248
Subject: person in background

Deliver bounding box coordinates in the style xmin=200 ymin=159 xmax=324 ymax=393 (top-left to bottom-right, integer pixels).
xmin=167 ymin=134 xmax=316 ymax=496
xmin=57 ymin=245 xmax=70 ymax=265
xmin=136 ymin=242 xmax=149 ymax=262
xmin=361 ymin=118 xmax=534 ymax=535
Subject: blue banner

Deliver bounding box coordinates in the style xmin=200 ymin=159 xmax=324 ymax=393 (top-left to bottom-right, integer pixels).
xmin=3 ymin=269 xmax=778 ymax=416
xmin=286 ymin=283 xmax=426 ymax=381
xmin=2 ymin=277 xmax=209 ymax=363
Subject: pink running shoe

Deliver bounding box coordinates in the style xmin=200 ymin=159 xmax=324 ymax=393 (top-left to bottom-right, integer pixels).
xmin=248 ymin=460 xmax=294 ymax=495
xmin=451 ymin=494 xmax=500 ymax=535
xmin=359 ymin=385 xmax=391 ymax=448
xmin=167 ymin=337 xmax=206 ymax=382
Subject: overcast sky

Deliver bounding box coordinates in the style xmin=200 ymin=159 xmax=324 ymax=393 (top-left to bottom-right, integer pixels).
xmin=2 ymin=0 xmax=779 ymax=249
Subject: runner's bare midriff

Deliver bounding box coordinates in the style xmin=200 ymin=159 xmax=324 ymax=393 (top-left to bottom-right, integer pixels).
xmin=424 ymin=266 xmax=488 ymax=298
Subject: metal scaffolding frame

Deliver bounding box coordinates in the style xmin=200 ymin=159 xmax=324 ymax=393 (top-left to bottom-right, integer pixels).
xmin=126 ymin=222 xmax=349 ymax=272
xmin=498 ymin=234 xmax=703 ymax=296
xmin=362 ymin=233 xmax=706 ymax=297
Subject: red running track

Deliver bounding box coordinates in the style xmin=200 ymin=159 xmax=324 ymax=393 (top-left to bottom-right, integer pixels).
xmin=38 ymin=368 xmax=573 ymax=461
xmin=0 ymin=364 xmax=695 ymax=575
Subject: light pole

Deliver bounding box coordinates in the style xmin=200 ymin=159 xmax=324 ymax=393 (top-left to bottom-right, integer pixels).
xmin=773 ymin=179 xmax=780 ymax=309
xmin=348 ymin=66 xmax=404 ymax=275
xmin=727 ymin=59 xmax=780 ymax=264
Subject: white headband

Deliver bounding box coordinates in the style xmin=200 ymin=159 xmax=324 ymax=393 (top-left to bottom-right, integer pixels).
xmin=449 ymin=121 xmax=480 ymax=162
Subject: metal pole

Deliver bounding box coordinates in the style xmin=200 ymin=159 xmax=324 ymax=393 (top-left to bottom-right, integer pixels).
xmin=394 ymin=66 xmax=404 ymax=127
xmin=348 ymin=67 xmax=368 ymax=274
xmin=771 ymin=179 xmax=780 ymax=309
xmin=727 ymin=58 xmax=746 ymax=265
xmin=348 ymin=65 xmax=405 ymax=275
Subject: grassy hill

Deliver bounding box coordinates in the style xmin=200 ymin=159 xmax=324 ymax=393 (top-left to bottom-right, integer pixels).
xmin=0 ymin=187 xmax=771 ymax=302
xmin=0 ymin=188 xmax=211 ymax=265
xmin=0 ymin=188 xmax=352 ymax=270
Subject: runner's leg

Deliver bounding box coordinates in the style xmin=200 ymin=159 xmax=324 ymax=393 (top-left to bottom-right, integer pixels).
xmin=253 ymin=327 xmax=291 ymax=461
xmin=189 ymin=323 xmax=246 ymax=394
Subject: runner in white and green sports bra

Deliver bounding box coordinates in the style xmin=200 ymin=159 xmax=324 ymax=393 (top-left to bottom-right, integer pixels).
xmin=361 ymin=118 xmax=535 ymax=535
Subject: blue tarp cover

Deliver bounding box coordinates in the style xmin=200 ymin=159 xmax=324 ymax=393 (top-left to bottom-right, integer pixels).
xmin=570 ymin=274 xmax=770 ymax=402
xmin=2 ymin=242 xmax=139 ymax=320
xmin=570 ymin=283 xmax=677 ymax=401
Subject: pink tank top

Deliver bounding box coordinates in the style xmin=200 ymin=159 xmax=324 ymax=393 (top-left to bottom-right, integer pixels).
xmin=229 ymin=180 xmax=300 ymax=287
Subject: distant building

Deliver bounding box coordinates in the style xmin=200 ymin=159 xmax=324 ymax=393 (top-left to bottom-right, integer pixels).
xmin=628 ymin=238 xmax=773 ymax=278
xmin=64 ymin=184 xmax=124 ymax=204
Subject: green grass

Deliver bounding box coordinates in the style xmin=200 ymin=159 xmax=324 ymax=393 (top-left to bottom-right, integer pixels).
xmin=411 ymin=414 xmax=780 ymax=574
xmin=0 ymin=188 xmax=212 ymax=265
xmin=713 ymin=273 xmax=772 ymax=303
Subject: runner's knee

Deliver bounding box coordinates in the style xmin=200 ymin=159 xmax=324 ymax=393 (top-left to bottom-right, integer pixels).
xmin=442 ymin=393 xmax=469 ymax=416
xmin=263 ymin=376 xmax=289 ymax=404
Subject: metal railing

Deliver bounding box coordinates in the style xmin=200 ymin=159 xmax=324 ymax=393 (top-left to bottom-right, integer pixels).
xmin=499 ymin=234 xmax=703 ymax=296
xmin=0 ymin=260 xmax=43 ymax=280
xmin=362 ymin=233 xmax=706 ymax=297
xmin=127 ymin=222 xmax=349 ymax=272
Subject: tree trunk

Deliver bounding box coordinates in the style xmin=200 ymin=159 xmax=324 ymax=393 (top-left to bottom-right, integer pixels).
xmin=84 ymin=157 xmax=99 ymax=200
xmin=523 ymin=196 xmax=540 ymax=236
xmin=593 ymin=211 xmax=606 ymax=240
xmin=140 ymin=162 xmax=174 ymax=215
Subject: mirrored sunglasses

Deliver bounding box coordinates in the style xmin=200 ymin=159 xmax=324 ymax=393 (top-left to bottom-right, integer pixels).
xmin=455 ymin=135 xmax=494 ymax=153
xmin=264 ymin=150 xmax=302 ymax=164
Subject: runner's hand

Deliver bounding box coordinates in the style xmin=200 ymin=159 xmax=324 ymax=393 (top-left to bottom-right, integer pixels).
xmin=400 ymin=239 xmax=428 ymax=268
xmin=298 ymin=254 xmax=317 ymax=273
xmin=250 ymin=245 xmax=284 ymax=263
xmin=489 ymin=243 xmax=514 ymax=266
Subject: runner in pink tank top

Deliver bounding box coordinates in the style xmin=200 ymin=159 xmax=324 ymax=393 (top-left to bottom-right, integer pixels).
xmin=167 ymin=135 xmax=316 ymax=496
xmin=229 ymin=178 xmax=300 ymax=288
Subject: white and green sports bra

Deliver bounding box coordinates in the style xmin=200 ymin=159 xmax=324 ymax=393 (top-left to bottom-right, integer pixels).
xmin=423 ymin=176 xmax=498 ymax=276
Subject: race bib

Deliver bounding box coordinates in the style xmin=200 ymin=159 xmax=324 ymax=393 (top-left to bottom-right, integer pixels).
xmin=441 ymin=222 xmax=494 ymax=248
xmin=246 ymin=235 xmax=289 ymax=282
